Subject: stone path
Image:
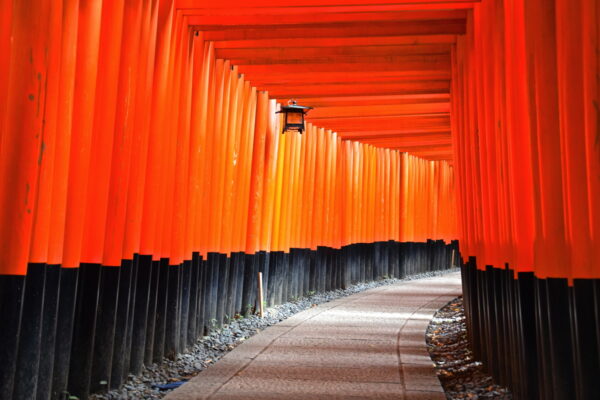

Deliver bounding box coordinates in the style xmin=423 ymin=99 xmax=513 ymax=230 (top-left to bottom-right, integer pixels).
xmin=165 ymin=272 xmax=462 ymax=400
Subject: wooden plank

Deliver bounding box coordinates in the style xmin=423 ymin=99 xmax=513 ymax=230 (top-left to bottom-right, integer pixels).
xmin=201 ymin=20 xmax=466 ymax=41
xmin=176 ymin=0 xmax=479 ymax=9
xmin=265 ymin=81 xmax=450 ymax=98
xmin=187 ymin=10 xmax=467 ymax=26
xmin=213 ymin=35 xmax=457 ymax=49
xmin=216 ymin=44 xmax=451 ymax=61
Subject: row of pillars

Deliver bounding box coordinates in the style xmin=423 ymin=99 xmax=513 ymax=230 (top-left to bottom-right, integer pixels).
xmin=0 ymin=240 xmax=459 ymax=400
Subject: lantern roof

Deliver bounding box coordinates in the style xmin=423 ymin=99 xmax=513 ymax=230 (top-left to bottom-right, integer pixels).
xmin=277 ymin=100 xmax=313 ymax=113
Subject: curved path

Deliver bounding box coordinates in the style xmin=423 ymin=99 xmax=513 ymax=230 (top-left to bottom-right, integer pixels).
xmin=166 ymin=272 xmax=462 ymax=400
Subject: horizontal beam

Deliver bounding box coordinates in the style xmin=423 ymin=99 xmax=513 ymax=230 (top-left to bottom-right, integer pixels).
xmin=253 ymin=76 xmax=450 ymax=88
xmin=339 ymin=129 xmax=451 ymax=139
xmin=358 ymin=137 xmax=453 ymax=146
xmin=229 ymin=53 xmax=450 ymax=66
xmin=188 ymin=10 xmax=466 ymax=26
xmin=213 ymin=35 xmax=458 ymax=49
xmin=179 ymin=3 xmax=477 ymax=19
xmin=308 ymin=103 xmax=450 ymax=118
xmin=177 ymin=0 xmax=479 ymax=9
xmin=287 ymin=94 xmax=450 ymax=107
xmin=198 ymin=20 xmax=466 ymax=40
xmin=248 ymin=71 xmax=452 ymax=86
xmin=361 ymin=142 xmax=453 ymax=152
xmin=216 ymin=44 xmax=451 ymax=61
xmin=237 ymin=59 xmax=450 ymax=73
xmin=265 ymin=81 xmax=449 ymax=97
xmin=314 ymin=115 xmax=450 ymax=131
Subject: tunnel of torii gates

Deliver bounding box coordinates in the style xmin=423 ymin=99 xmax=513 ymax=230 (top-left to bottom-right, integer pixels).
xmin=0 ymin=0 xmax=598 ymax=399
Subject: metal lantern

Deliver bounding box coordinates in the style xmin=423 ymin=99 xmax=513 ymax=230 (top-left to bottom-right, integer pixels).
xmin=276 ymin=99 xmax=312 ymax=134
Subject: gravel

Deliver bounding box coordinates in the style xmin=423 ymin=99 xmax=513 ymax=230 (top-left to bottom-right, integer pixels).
xmin=90 ymin=268 xmax=458 ymax=399
xmin=426 ymin=297 xmax=512 ymax=400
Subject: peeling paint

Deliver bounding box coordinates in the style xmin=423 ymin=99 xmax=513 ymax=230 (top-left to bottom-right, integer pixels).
xmin=36 ymin=72 xmax=42 ymax=116
xmin=594 ymin=100 xmax=600 ymax=148
xmin=24 ymin=183 xmax=30 ymax=206
xmin=38 ymin=141 xmax=46 ymax=165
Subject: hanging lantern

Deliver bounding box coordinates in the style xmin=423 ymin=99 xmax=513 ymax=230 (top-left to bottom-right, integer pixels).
xmin=276 ymin=99 xmax=312 ymax=134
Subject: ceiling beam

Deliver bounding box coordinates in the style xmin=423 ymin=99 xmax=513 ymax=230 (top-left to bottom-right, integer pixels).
xmin=308 ymin=103 xmax=450 ymax=118
xmin=237 ymin=58 xmax=450 ymax=73
xmin=216 ymin=44 xmax=451 ymax=61
xmin=213 ymin=35 xmax=458 ymax=49
xmin=199 ymin=20 xmax=466 ymax=41
xmin=176 ymin=0 xmax=480 ymax=10
xmin=265 ymin=81 xmax=449 ymax=98
xmin=314 ymin=120 xmax=450 ymax=132
xmin=249 ymin=71 xmax=451 ymax=87
xmin=188 ymin=10 xmax=466 ymax=25
xmin=339 ymin=129 xmax=451 ymax=139
xmin=288 ymin=94 xmax=450 ymax=107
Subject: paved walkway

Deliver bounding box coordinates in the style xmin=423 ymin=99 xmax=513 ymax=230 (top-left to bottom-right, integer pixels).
xmin=166 ymin=272 xmax=462 ymax=400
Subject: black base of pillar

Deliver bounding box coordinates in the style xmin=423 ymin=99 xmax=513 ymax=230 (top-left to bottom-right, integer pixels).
xmin=461 ymin=261 xmax=600 ymax=400
xmin=37 ymin=264 xmax=61 ymax=400
xmin=152 ymin=259 xmax=169 ymax=364
xmin=110 ymin=260 xmax=133 ymax=390
xmin=67 ymin=263 xmax=102 ymax=399
xmin=0 ymin=240 xmax=456 ymax=400
xmin=90 ymin=266 xmax=120 ymax=393
xmin=51 ymin=268 xmax=78 ymax=400
xmin=13 ymin=263 xmax=46 ymax=400
xmin=0 ymin=274 xmax=26 ymax=399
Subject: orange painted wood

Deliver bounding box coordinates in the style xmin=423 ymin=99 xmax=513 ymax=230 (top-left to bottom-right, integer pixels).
xmin=188 ymin=33 xmax=207 ymax=254
xmin=123 ymin=0 xmax=159 ymax=260
xmin=217 ymin=44 xmax=451 ymax=61
xmin=140 ymin=0 xmax=175 ymax=259
xmin=290 ymin=94 xmax=450 ymax=108
xmin=309 ymin=103 xmax=450 ymax=119
xmin=29 ymin=1 xmax=64 ymax=264
xmin=0 ymin=0 xmax=51 ymax=274
xmin=213 ymin=35 xmax=458 ymax=50
xmin=176 ymin=0 xmax=478 ymax=10
xmin=62 ymin=0 xmax=103 ymax=269
xmin=266 ymin=81 xmax=450 ymax=99
xmin=179 ymin=2 xmax=476 ymax=17
xmin=3 ymin=0 xmax=471 ymax=275
xmin=169 ymin=15 xmax=194 ymax=264
xmin=245 ymin=91 xmax=269 ymax=253
xmin=555 ymin=0 xmax=592 ymax=280
xmin=0 ymin=0 xmax=12 ymax=151
xmin=46 ymin=0 xmax=79 ymax=266
xmin=201 ymin=20 xmax=465 ymax=42
xmin=101 ymin=0 xmax=144 ymax=267
xmin=188 ymin=10 xmax=467 ymax=26
xmin=78 ymin=0 xmax=125 ymax=265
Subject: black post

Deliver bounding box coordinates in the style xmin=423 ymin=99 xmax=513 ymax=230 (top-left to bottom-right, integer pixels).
xmin=165 ymin=264 xmax=181 ymax=359
xmin=216 ymin=254 xmax=230 ymax=326
xmin=151 ymin=258 xmax=169 ymax=363
xmin=13 ymin=263 xmax=46 ymax=400
xmin=179 ymin=259 xmax=192 ymax=351
xmin=144 ymin=259 xmax=160 ymax=365
xmin=51 ymin=268 xmax=78 ymax=399
xmin=187 ymin=254 xmax=200 ymax=347
xmin=0 ymin=274 xmax=24 ymax=399
xmin=89 ymin=265 xmax=120 ymax=393
xmin=68 ymin=263 xmax=102 ymax=399
xmin=129 ymin=254 xmax=152 ymax=374
xmin=241 ymin=253 xmax=256 ymax=316
xmin=36 ymin=264 xmax=61 ymax=400
xmin=110 ymin=260 xmax=133 ymax=390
